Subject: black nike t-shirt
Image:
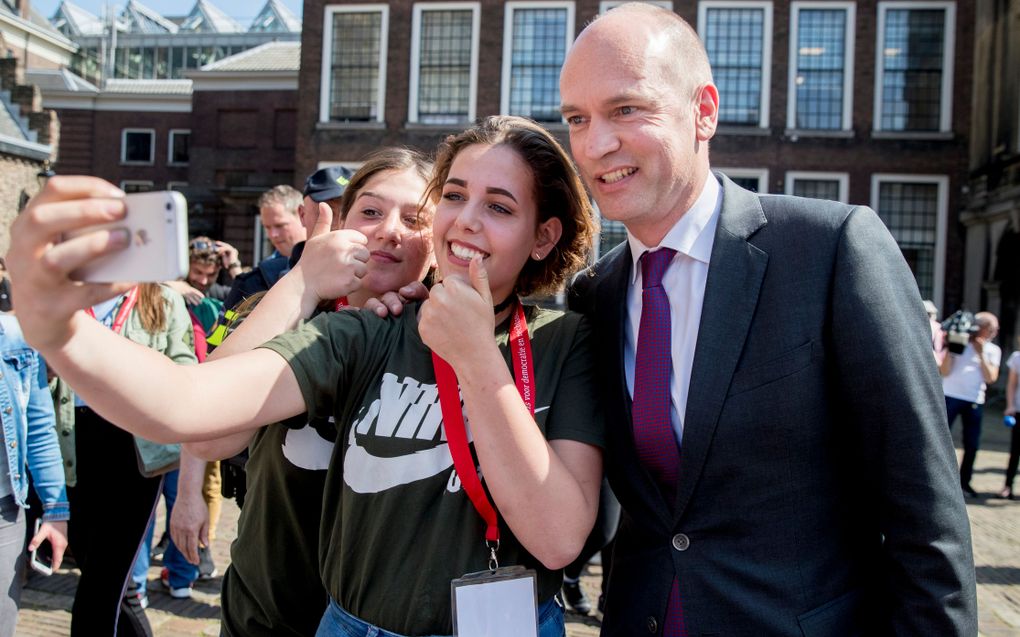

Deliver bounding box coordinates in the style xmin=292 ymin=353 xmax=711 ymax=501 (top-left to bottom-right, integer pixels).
xmin=261 ymin=303 xmax=604 ymax=635
xmin=220 ymin=419 xmax=335 ymax=637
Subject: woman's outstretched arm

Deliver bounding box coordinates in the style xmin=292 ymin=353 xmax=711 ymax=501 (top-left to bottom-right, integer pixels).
xmin=8 ymin=176 xmax=306 ymax=443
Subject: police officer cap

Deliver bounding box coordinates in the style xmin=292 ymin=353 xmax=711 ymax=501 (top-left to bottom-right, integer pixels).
xmin=303 ymin=166 xmax=354 ymax=203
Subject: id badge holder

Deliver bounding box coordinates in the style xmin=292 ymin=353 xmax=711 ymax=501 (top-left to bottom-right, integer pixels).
xmin=451 ymin=565 xmax=539 ymax=637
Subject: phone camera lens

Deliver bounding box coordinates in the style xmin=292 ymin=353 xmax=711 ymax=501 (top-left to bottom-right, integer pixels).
xmin=165 ymin=203 xmax=172 ymax=211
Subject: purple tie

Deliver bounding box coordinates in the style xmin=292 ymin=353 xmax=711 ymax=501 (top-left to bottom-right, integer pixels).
xmin=632 ymin=248 xmax=679 ymax=492
xmin=632 ymin=248 xmax=687 ymax=637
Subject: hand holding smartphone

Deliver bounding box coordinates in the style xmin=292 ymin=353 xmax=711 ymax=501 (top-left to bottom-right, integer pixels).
xmin=30 ymin=519 xmax=54 ymax=576
xmin=64 ymin=191 xmax=189 ymax=283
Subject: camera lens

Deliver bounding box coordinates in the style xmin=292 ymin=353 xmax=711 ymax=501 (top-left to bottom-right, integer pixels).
xmin=166 ymin=202 xmax=172 ymax=211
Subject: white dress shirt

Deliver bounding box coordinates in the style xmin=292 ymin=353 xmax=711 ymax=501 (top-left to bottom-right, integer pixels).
xmin=624 ymin=173 xmax=722 ymax=443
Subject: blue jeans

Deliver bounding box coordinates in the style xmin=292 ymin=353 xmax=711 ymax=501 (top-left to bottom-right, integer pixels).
xmin=946 ymin=396 xmax=983 ymax=487
xmin=131 ymin=470 xmax=198 ymax=589
xmin=315 ymin=596 xmax=564 ymax=637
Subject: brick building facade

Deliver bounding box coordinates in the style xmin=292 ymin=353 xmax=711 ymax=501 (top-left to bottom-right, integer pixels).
xmin=296 ymin=0 xmax=974 ymax=311
xmin=964 ymin=0 xmax=1020 ymax=351
xmin=30 ymin=41 xmax=300 ymax=265
xmin=184 ymin=41 xmax=299 ymax=264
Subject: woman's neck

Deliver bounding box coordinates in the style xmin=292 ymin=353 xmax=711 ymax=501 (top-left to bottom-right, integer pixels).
xmin=494 ymin=296 xmax=516 ymax=325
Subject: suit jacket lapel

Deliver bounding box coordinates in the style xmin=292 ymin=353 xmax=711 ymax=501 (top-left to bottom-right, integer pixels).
xmin=672 ymin=175 xmax=769 ymax=522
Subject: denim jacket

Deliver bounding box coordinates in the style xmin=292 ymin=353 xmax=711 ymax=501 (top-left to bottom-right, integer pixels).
xmin=0 ymin=314 xmax=70 ymax=521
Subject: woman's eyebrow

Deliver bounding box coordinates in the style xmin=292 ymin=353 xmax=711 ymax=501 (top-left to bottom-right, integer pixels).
xmin=486 ymin=187 xmax=517 ymax=203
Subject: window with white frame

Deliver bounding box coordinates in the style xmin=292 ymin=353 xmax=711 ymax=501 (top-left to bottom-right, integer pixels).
xmin=120 ymin=180 xmax=154 ymax=193
xmin=321 ymin=5 xmax=389 ymax=123
xmin=785 ymin=171 xmax=848 ymax=202
xmin=788 ymin=2 xmax=854 ymax=131
xmin=599 ymin=1 xmax=672 ymax=12
xmin=875 ymin=2 xmax=955 ymax=133
xmin=501 ymin=2 xmax=574 ymax=122
xmin=871 ymin=174 xmax=948 ymax=306
xmin=410 ymin=3 xmax=479 ymax=125
xmin=121 ymin=129 xmax=155 ymax=164
xmin=699 ymin=1 xmax=772 ymax=127
xmin=168 ymin=129 xmax=190 ymax=165
xmin=720 ymin=168 xmax=769 ymax=193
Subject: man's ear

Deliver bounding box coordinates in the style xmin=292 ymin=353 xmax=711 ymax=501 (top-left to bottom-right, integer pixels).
xmin=533 ymin=217 xmax=563 ymax=260
xmin=693 ymin=83 xmax=719 ymax=142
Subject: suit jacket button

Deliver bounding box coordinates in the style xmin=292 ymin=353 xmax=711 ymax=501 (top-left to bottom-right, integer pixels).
xmin=646 ymin=616 xmax=658 ymax=633
xmin=672 ymin=533 xmax=690 ymax=551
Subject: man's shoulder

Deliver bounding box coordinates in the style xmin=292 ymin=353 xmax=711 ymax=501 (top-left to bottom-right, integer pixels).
xmin=753 ymin=192 xmax=857 ymax=227
xmin=578 ymin=240 xmax=630 ymax=284
xmin=568 ymin=240 xmax=629 ymax=309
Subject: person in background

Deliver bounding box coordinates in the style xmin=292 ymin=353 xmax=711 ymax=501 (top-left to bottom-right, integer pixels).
xmin=219 ymin=168 xmax=353 ymax=328
xmin=998 ymin=335 xmax=1019 ymax=500
xmin=58 ymin=283 xmax=197 ymax=636
xmin=258 ymin=185 xmax=306 ymax=260
xmin=941 ymin=311 xmax=1000 ymax=497
xmin=0 ymin=313 xmax=69 ymax=637
xmin=175 ymin=238 xmax=240 ymax=324
xmin=924 ymin=300 xmax=946 ymax=365
xmin=221 ymin=186 xmax=307 ymax=314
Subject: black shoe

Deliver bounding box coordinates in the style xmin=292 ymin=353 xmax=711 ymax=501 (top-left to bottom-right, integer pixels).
xmin=151 ymin=533 xmax=170 ymax=560
xmin=962 ymin=483 xmax=980 ymax=498
xmin=198 ymin=546 xmax=218 ymax=579
xmin=562 ymin=579 xmax=592 ymax=615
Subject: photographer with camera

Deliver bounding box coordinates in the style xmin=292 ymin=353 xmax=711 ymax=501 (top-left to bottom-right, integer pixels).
xmin=940 ymin=311 xmax=1001 ymax=497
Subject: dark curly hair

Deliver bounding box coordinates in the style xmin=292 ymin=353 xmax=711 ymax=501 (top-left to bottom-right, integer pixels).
xmin=424 ymin=115 xmax=597 ymax=298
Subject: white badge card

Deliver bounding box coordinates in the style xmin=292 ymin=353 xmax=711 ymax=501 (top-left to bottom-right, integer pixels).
xmin=451 ymin=566 xmax=539 ymax=637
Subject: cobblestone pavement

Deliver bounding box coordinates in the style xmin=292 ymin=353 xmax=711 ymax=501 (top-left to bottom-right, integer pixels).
xmin=15 ymin=415 xmax=1019 ymax=636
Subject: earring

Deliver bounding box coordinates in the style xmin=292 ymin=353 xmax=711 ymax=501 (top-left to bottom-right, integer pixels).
xmin=533 ymin=251 xmax=542 ymax=260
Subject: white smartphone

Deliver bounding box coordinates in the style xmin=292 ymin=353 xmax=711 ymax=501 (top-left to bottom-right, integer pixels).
xmin=66 ymin=191 xmax=189 ymax=283
xmin=30 ymin=518 xmax=53 ymax=576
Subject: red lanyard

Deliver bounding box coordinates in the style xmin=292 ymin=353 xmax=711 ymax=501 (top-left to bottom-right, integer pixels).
xmin=431 ymin=302 xmax=533 ymax=545
xmin=86 ymin=286 xmax=139 ymax=334
xmin=334 ymin=296 xmax=349 ymax=311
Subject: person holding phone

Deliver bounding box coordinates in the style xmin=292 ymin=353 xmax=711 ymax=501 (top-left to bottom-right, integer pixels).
xmin=6 ymin=115 xmax=603 ymax=636
xmin=0 ymin=313 xmax=69 ymax=637
xmin=172 ymin=147 xmax=438 ymax=637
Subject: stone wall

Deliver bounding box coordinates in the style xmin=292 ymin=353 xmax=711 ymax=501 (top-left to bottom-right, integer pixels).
xmin=0 ymin=155 xmax=43 ymax=256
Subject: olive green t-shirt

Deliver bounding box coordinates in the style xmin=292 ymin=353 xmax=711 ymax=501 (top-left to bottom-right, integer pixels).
xmin=220 ymin=418 xmax=334 ymax=637
xmin=262 ymin=303 xmax=604 ymax=635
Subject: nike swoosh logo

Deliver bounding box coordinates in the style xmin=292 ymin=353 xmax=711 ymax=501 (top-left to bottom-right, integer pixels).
xmin=343 ymin=427 xmax=454 ymax=494
xmin=535 ymin=406 xmax=550 ymax=414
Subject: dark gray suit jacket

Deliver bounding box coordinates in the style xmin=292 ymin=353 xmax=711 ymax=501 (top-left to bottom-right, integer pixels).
xmin=568 ymin=175 xmax=977 ymax=636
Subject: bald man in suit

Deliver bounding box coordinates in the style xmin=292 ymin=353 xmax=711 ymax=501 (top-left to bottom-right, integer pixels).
xmin=563 ymin=4 xmax=976 ymax=635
